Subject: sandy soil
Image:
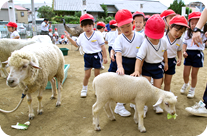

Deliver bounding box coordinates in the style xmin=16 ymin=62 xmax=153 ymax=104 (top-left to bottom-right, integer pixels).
xmin=0 ymin=44 xmax=207 ymax=136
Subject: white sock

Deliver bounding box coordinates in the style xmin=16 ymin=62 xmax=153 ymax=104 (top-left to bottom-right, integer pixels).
xmin=184 ymin=83 xmax=189 ymax=86
xmin=190 ymin=87 xmax=195 ymax=91
xmin=82 ymin=85 xmax=88 ymax=90
xmin=117 ymin=103 xmax=124 ymax=106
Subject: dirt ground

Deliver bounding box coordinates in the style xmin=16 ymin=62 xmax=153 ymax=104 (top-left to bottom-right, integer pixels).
xmin=1 ymin=44 xmax=207 ymax=136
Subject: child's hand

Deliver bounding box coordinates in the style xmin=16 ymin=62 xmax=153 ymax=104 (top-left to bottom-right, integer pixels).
xmin=116 ymin=67 xmax=124 ymax=75
xmin=164 ymin=63 xmax=168 ymax=71
xmin=103 ymin=57 xmax=108 ymax=64
xmin=64 ymin=31 xmax=71 ymax=39
xmin=177 ymin=59 xmax=181 ymax=66
xmin=130 ymin=71 xmax=140 ymax=77
xmin=205 ymin=32 xmax=207 ymax=38
xmin=183 ymin=51 xmax=188 ymax=58
xmin=110 ymin=53 xmax=115 ymax=62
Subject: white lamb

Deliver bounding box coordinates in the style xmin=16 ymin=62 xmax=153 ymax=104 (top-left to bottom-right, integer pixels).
xmin=92 ymin=72 xmax=177 ymax=133
xmin=0 ymin=39 xmax=36 ymax=78
xmin=4 ymin=42 xmax=64 ymax=120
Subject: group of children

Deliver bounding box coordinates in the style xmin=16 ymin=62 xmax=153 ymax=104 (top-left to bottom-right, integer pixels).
xmin=48 ymin=28 xmax=69 ymax=45
xmin=64 ymin=8 xmax=207 ymax=117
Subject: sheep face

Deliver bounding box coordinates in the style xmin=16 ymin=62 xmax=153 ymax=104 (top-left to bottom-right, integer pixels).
xmin=7 ymin=59 xmax=40 ymax=87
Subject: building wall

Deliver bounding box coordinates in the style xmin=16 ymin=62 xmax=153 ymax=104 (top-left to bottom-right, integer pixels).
xmin=0 ymin=9 xmax=9 ymax=21
xmin=16 ymin=10 xmax=28 ymax=23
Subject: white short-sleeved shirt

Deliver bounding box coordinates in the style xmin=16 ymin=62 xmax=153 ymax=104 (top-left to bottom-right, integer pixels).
xmin=137 ymin=37 xmax=167 ymax=63
xmin=114 ymin=32 xmax=144 ymax=58
xmin=105 ymin=30 xmax=118 ymax=47
xmin=54 ymin=31 xmax=59 ymax=36
xmin=49 ymin=32 xmax=53 ymax=37
xmin=76 ymin=31 xmax=105 ymax=54
xmin=10 ymin=31 xmax=20 ymax=39
xmin=163 ymin=35 xmax=182 ymax=58
xmin=183 ymin=31 xmax=206 ymax=51
xmin=41 ymin=22 xmax=49 ymax=31
xmin=134 ymin=29 xmax=145 ymax=38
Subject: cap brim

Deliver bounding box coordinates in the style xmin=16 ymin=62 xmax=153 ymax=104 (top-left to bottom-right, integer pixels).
xmin=117 ymin=18 xmax=133 ymax=27
xmin=189 ymin=16 xmax=200 ymax=21
xmin=166 ymin=13 xmax=176 ymax=17
xmin=145 ymin=29 xmax=164 ymax=39
xmin=111 ymin=23 xmax=117 ymax=26
xmin=173 ymin=23 xmax=189 ymax=28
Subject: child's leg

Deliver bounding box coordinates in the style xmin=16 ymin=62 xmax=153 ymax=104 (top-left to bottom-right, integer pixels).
xmin=153 ymin=78 xmax=162 ymax=89
xmin=94 ymin=69 xmax=100 ymax=77
xmin=143 ymin=76 xmax=151 ymax=82
xmin=83 ymin=68 xmax=92 ymax=86
xmin=183 ymin=65 xmax=191 ymax=84
xmin=191 ymin=67 xmax=199 ymax=88
xmin=164 ymin=74 xmax=173 ymax=91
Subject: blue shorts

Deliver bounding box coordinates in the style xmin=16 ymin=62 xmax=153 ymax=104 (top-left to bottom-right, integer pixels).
xmin=108 ymin=56 xmax=117 ymax=72
xmin=164 ymin=58 xmax=177 ymax=75
xmin=184 ymin=50 xmax=204 ymax=67
xmin=122 ymin=56 xmax=136 ymax=75
xmin=142 ymin=61 xmax=164 ymax=79
xmin=84 ymin=52 xmax=102 ymax=70
xmin=108 ymin=46 xmax=112 ymax=57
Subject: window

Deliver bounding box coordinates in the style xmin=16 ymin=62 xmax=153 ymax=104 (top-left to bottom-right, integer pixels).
xmin=21 ymin=12 xmax=24 ymax=17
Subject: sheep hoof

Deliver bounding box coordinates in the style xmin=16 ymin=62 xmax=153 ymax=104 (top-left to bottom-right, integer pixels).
xmin=38 ymin=111 xmax=43 ymax=115
xmin=29 ymin=116 xmax=34 ymax=120
xmin=56 ymin=102 xmax=61 ymax=107
xmin=139 ymin=127 xmax=146 ymax=133
xmin=112 ymin=118 xmax=116 ymax=121
xmin=95 ymin=127 xmax=101 ymax=131
xmin=50 ymin=97 xmax=56 ymax=99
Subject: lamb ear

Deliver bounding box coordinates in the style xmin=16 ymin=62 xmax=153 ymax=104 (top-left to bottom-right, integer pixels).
xmin=175 ymin=96 xmax=178 ymax=99
xmin=153 ymin=97 xmax=163 ymax=107
xmin=29 ymin=61 xmax=42 ymax=69
xmin=2 ymin=60 xmax=8 ymax=64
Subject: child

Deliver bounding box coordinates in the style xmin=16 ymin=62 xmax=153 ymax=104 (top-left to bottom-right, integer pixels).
xmin=132 ymin=11 xmax=145 ymax=33
xmin=180 ymin=12 xmax=207 ymax=98
xmin=54 ymin=28 xmax=59 ymax=42
xmin=97 ymin=22 xmax=106 ymax=39
xmin=64 ymin=13 xmax=108 ymax=98
xmin=59 ymin=35 xmax=66 ymax=44
xmin=160 ymin=9 xmax=176 ymax=31
xmin=105 ymin=20 xmax=118 ymax=72
xmin=163 ymin=15 xmax=189 ymax=91
xmin=52 ymin=34 xmax=56 ymax=44
xmin=48 ymin=29 xmax=53 ymax=39
xmin=114 ymin=9 xmax=144 ymax=117
xmin=6 ymin=22 xmax=20 ymax=39
xmin=131 ymin=14 xmax=168 ymax=113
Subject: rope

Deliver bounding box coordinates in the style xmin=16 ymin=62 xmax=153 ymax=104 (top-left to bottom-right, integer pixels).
xmin=0 ymin=93 xmax=26 ymax=113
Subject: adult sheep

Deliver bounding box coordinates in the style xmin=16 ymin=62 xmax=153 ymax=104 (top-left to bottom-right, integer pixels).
xmin=92 ymin=72 xmax=177 ymax=133
xmin=0 ymin=39 xmax=36 ymax=78
xmin=2 ymin=42 xmax=64 ymax=120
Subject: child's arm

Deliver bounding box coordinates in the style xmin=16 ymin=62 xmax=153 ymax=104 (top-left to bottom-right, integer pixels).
xmin=110 ymin=49 xmax=115 ymax=62
xmin=182 ymin=44 xmax=188 ymax=58
xmin=64 ymin=31 xmax=78 ymax=47
xmin=105 ymin=40 xmax=108 ymax=44
xmin=164 ymin=51 xmax=168 ymax=71
xmin=13 ymin=36 xmax=20 ymax=39
xmin=177 ymin=50 xmax=182 ymax=66
xmin=100 ymin=44 xmax=108 ymax=64
xmin=116 ymin=52 xmax=124 ymax=75
xmin=130 ymin=58 xmax=142 ymax=77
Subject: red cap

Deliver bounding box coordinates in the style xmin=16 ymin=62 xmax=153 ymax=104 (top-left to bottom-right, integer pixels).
xmin=145 ymin=14 xmax=165 ymax=39
xmin=160 ymin=9 xmax=176 ymax=19
xmin=61 ymin=35 xmax=64 ymax=38
xmin=93 ymin=28 xmax=96 ymax=30
xmin=97 ymin=22 xmax=106 ymax=27
xmin=145 ymin=15 xmax=151 ymax=19
xmin=188 ymin=12 xmax=201 ymax=21
xmin=105 ymin=28 xmax=108 ymax=32
xmin=49 ymin=29 xmax=52 ymax=31
xmin=6 ymin=22 xmax=17 ymax=28
xmin=80 ymin=13 xmax=94 ymax=23
xmin=55 ymin=28 xmax=57 ymax=30
xmin=53 ymin=34 xmax=55 ymax=36
xmin=133 ymin=25 xmax=135 ymax=30
xmin=115 ymin=9 xmax=133 ymax=27
xmin=109 ymin=20 xmax=117 ymax=26
xmin=132 ymin=11 xmax=145 ymax=19
xmin=170 ymin=15 xmax=189 ymax=28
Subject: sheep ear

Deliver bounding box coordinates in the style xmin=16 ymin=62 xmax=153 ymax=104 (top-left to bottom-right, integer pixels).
xmin=29 ymin=61 xmax=42 ymax=69
xmin=2 ymin=60 xmax=8 ymax=64
xmin=153 ymin=97 xmax=163 ymax=107
xmin=175 ymin=96 xmax=178 ymax=99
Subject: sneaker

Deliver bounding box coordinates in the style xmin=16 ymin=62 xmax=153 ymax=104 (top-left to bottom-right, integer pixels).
xmin=101 ymin=66 xmax=105 ymax=70
xmin=187 ymin=88 xmax=195 ymax=98
xmin=185 ymin=101 xmax=207 ymax=117
xmin=144 ymin=106 xmax=148 ymax=118
xmin=130 ymin=103 xmax=135 ymax=110
xmin=80 ymin=89 xmax=87 ymax=98
xmin=153 ymin=105 xmax=163 ymax=114
xmin=114 ymin=104 xmax=131 ymax=117
xmin=180 ymin=83 xmax=189 ymax=94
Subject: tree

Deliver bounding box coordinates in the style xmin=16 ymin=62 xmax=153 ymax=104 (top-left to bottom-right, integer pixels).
xmin=37 ymin=5 xmax=55 ymax=21
xmin=168 ymin=0 xmax=185 ymax=15
xmin=100 ymin=4 xmax=108 ymax=18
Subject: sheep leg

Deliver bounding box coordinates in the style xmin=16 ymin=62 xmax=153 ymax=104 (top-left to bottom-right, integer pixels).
xmin=27 ymin=93 xmax=35 ymax=120
xmin=56 ymin=81 xmax=61 ymax=107
xmin=137 ymin=104 xmax=146 ymax=133
xmin=37 ymin=90 xmax=43 ymax=115
xmin=50 ymin=78 xmax=57 ymax=99
xmin=104 ymin=100 xmax=116 ymax=121
xmin=133 ymin=105 xmax=138 ymax=124
xmin=0 ymin=63 xmax=8 ymax=78
xmin=92 ymin=100 xmax=106 ymax=131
